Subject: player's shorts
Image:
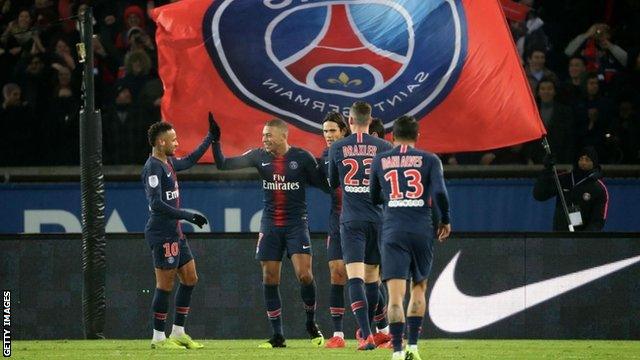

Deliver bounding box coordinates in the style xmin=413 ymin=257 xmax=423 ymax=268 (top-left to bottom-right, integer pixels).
xmin=381 ymin=230 xmax=434 ymax=283
xmin=340 ymin=220 xmax=380 ymax=265
xmin=326 ymin=217 xmax=343 ymax=261
xmin=256 ymin=222 xmax=312 ymax=261
xmin=150 ymin=237 xmax=194 ymax=270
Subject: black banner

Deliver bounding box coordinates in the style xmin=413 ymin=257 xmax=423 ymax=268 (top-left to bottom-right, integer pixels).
xmin=1 ymin=234 xmax=639 ymax=339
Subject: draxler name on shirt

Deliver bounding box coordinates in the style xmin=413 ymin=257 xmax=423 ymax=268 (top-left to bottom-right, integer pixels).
xmin=262 ymin=174 xmax=300 ymax=191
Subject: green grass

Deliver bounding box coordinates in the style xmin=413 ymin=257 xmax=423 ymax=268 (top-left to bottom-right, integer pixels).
xmin=9 ymin=339 xmax=640 ymax=359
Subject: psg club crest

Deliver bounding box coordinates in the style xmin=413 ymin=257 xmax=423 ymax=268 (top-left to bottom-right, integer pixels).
xmin=204 ymin=0 xmax=468 ymax=132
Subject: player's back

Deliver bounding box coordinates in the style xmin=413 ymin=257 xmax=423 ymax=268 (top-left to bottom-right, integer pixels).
xmin=372 ymin=145 xmax=447 ymax=235
xmin=329 ymin=132 xmax=392 ymax=223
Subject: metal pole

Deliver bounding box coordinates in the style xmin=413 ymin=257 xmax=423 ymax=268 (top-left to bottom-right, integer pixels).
xmin=541 ymin=137 xmax=574 ymax=232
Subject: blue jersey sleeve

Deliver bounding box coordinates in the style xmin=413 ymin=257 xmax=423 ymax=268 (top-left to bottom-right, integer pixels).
xmin=172 ymin=134 xmax=212 ymax=171
xmin=429 ymin=155 xmax=450 ymax=224
xmin=143 ymin=163 xmax=192 ymax=220
xmin=369 ymin=155 xmax=384 ymax=205
xmin=212 ymin=142 xmax=257 ymax=170
xmin=303 ymin=151 xmax=330 ymax=192
xmin=327 ymin=144 xmax=340 ymax=189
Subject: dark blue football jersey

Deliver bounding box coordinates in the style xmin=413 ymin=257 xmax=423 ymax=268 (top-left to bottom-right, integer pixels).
xmin=141 ymin=135 xmax=212 ymax=241
xmin=328 ymin=132 xmax=393 ymax=223
xmin=369 ymin=144 xmax=450 ymax=234
xmin=320 ymin=148 xmax=343 ymax=232
xmin=213 ymin=143 xmax=328 ymax=227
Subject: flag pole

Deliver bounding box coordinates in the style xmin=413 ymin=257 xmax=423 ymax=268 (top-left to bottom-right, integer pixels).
xmin=541 ymin=136 xmax=574 ymax=232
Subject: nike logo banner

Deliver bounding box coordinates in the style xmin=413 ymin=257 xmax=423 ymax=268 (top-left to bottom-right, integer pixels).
xmin=429 ymin=251 xmax=640 ymax=333
xmin=151 ymin=0 xmax=545 ymax=160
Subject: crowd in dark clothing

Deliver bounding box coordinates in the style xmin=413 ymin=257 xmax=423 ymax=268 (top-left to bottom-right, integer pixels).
xmin=1 ymin=1 xmax=639 ymax=166
xmin=0 ymin=0 xmax=173 ymax=166
xmin=446 ymin=0 xmax=640 ymax=165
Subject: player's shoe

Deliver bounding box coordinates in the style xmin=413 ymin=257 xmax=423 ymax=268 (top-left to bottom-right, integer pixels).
xmin=258 ymin=333 xmax=286 ymax=348
xmin=405 ymin=348 xmax=423 ymax=360
xmin=306 ymin=322 xmax=325 ymax=347
xmin=169 ymin=333 xmax=204 ymax=349
xmin=391 ymin=351 xmax=406 ymax=360
xmin=357 ymin=334 xmax=376 ymax=350
xmin=150 ymin=338 xmax=185 ymax=349
xmin=377 ymin=340 xmax=393 ymax=349
xmin=324 ymin=336 xmax=346 ymax=348
xmin=373 ymin=332 xmax=391 ymax=346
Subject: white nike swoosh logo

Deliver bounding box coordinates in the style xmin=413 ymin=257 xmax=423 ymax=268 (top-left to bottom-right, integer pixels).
xmin=428 ymin=251 xmax=640 ymax=333
xmin=261 ymin=162 xmax=271 ymax=166
xmin=167 ymin=173 xmax=171 ymax=177
xmin=324 ymin=161 xmax=330 ymax=164
xmin=302 ymin=245 xmax=311 ymax=250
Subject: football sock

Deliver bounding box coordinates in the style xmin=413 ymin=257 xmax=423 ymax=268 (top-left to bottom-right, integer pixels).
xmin=264 ymin=284 xmax=283 ymax=336
xmin=329 ymin=284 xmax=345 ymax=333
xmin=174 ymin=283 xmax=194 ymax=327
xmin=300 ymin=281 xmax=317 ymax=324
xmin=407 ymin=316 xmax=423 ymax=346
xmin=390 ymin=322 xmax=405 ymax=352
xmin=348 ymin=278 xmax=372 ymax=339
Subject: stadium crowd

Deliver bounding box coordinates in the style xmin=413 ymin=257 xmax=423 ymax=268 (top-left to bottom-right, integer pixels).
xmin=0 ymin=0 xmax=639 ymax=166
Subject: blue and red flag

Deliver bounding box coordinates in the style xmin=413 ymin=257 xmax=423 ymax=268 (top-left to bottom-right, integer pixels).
xmin=152 ymin=0 xmax=545 ymax=160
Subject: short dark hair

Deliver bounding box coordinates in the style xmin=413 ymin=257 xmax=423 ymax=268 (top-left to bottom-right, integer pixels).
xmin=350 ymin=101 xmax=372 ymax=125
xmin=536 ymin=77 xmax=556 ymax=94
xmin=323 ymin=111 xmax=350 ymax=135
xmin=393 ymin=115 xmax=418 ymax=141
xmin=265 ymin=118 xmax=288 ymax=133
xmin=568 ymin=55 xmax=586 ymax=65
xmin=148 ymin=121 xmax=173 ymax=147
xmin=369 ymin=118 xmax=385 ymax=138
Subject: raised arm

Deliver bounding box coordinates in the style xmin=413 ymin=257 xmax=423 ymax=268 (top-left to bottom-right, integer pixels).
xmin=172 ymin=133 xmax=213 ymax=171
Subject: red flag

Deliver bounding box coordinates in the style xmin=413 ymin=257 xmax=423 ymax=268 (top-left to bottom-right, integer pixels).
xmin=500 ymin=0 xmax=530 ymax=22
xmin=152 ymin=0 xmax=544 ymax=160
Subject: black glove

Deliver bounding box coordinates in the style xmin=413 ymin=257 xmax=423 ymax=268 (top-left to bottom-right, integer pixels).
xmin=208 ymin=112 xmax=221 ymax=142
xmin=543 ymin=153 xmax=556 ymax=169
xmin=190 ymin=213 xmax=208 ymax=228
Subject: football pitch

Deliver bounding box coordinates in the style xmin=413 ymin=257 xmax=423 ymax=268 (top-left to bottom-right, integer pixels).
xmin=8 ymin=339 xmax=640 ymax=359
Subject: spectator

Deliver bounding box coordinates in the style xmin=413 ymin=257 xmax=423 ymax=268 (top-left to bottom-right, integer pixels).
xmin=49 ymin=36 xmax=76 ymax=71
xmin=525 ymin=48 xmax=558 ymax=90
xmin=0 ymin=83 xmax=37 ymax=165
xmin=118 ymin=49 xmax=152 ymax=100
xmin=14 ymin=53 xmax=49 ymax=114
xmin=574 ymin=73 xmax=613 ymax=160
xmin=103 ymin=85 xmax=144 ymax=165
xmin=564 ymin=23 xmax=628 ymax=84
xmin=48 ymin=64 xmax=80 ymax=165
xmin=526 ymin=78 xmax=575 ymax=164
xmin=606 ymin=100 xmax=640 ymax=164
xmin=533 ymin=147 xmax=608 ymax=232
xmin=560 ymin=56 xmax=587 ymax=105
